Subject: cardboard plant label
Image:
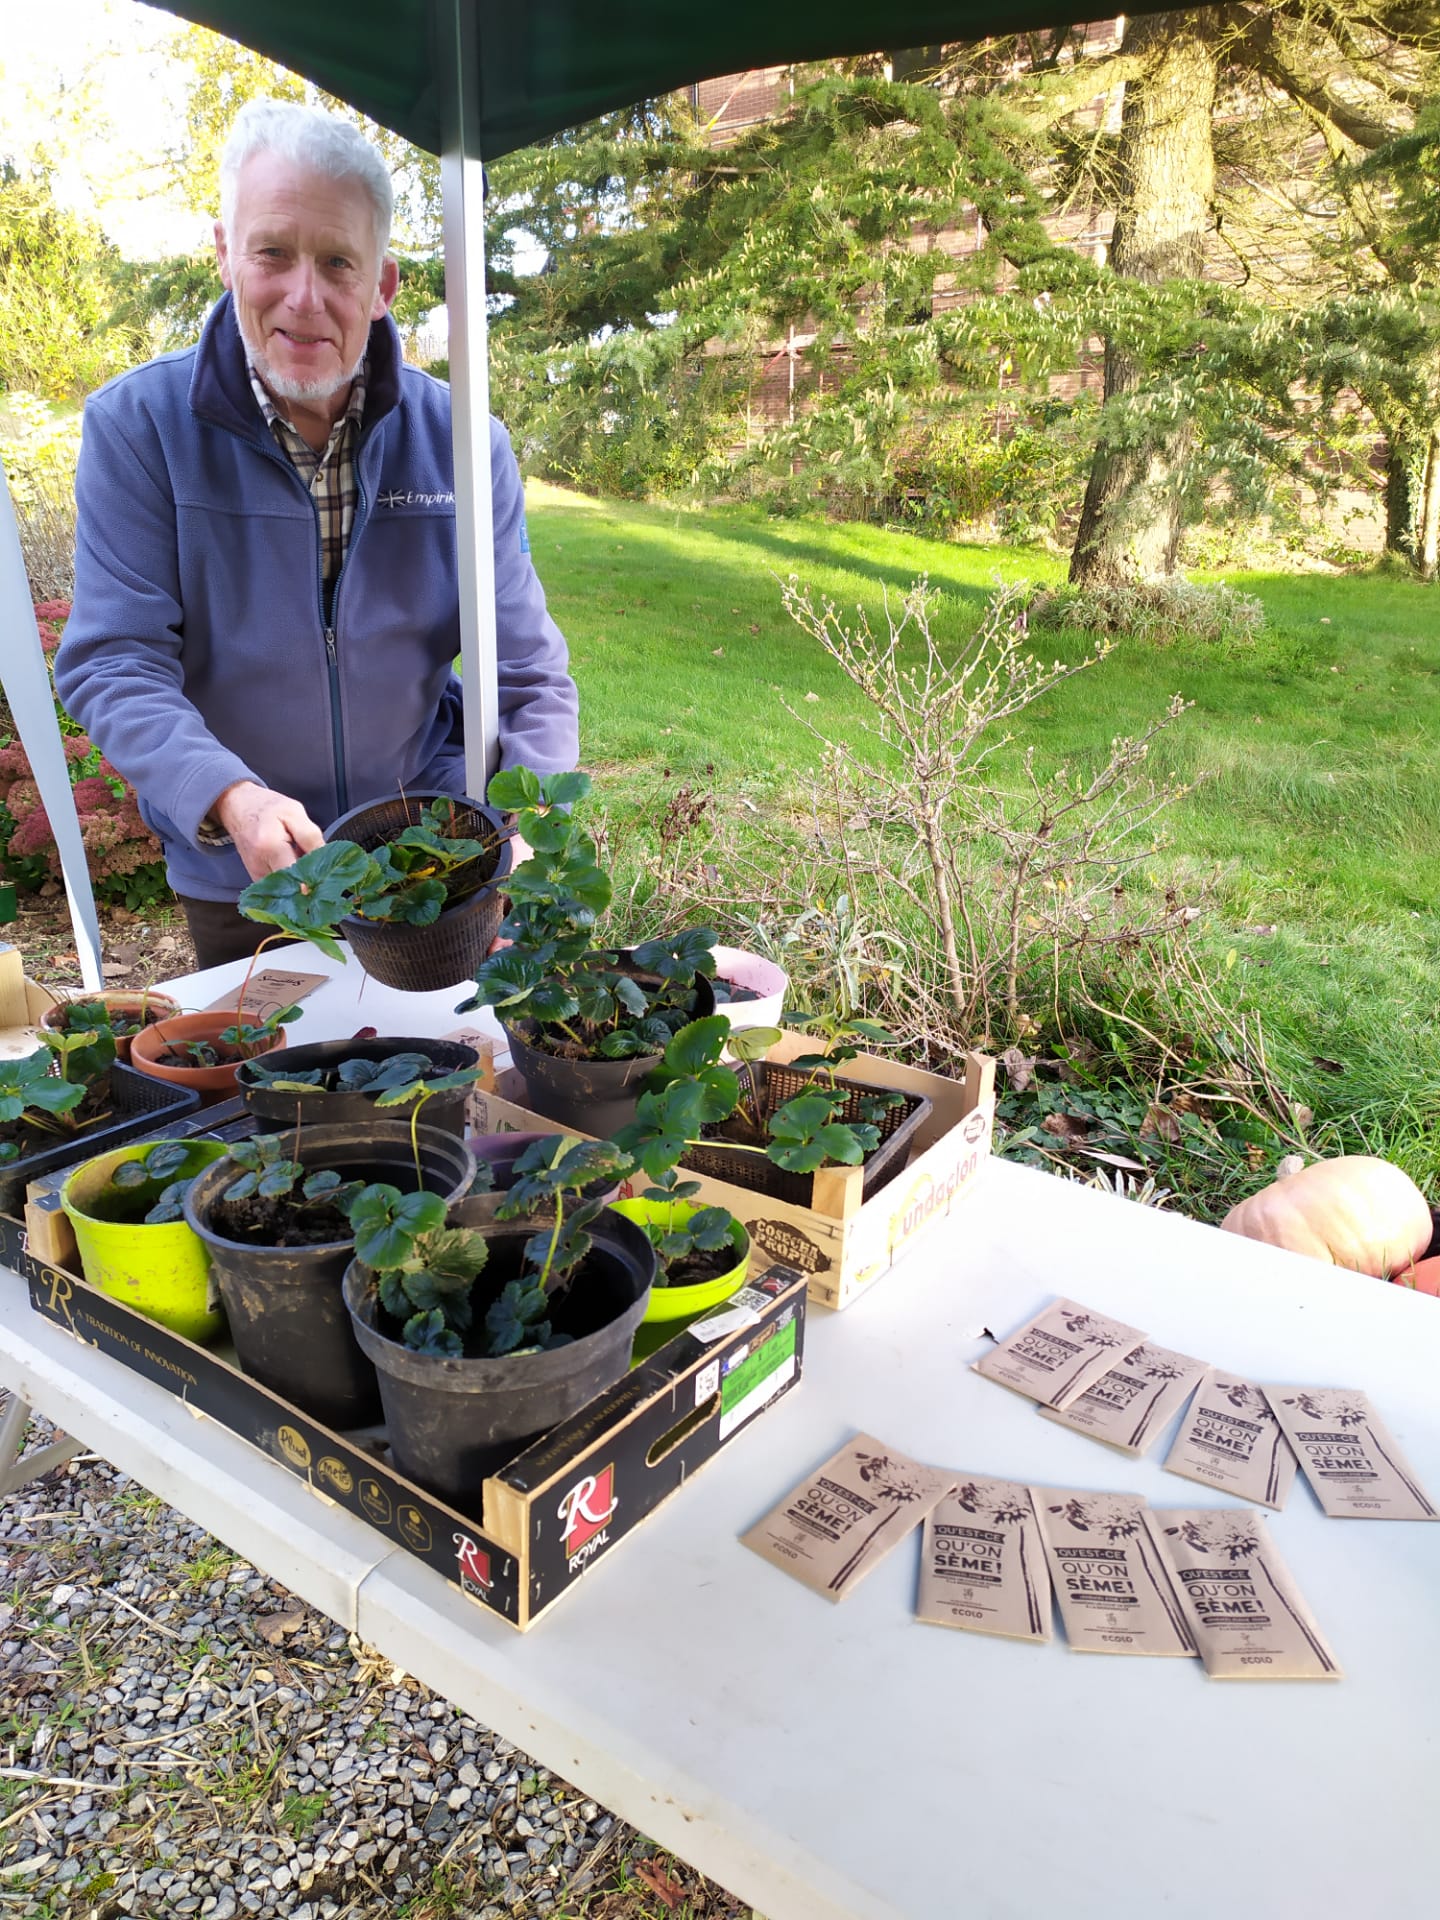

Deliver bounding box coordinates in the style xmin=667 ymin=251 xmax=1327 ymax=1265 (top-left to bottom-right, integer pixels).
xmin=203 ymin=968 xmax=329 ymax=1021
xmin=918 ymin=1476 xmax=1051 ymax=1642
xmin=1034 ymin=1489 xmax=1195 ymax=1657
xmin=1041 ymin=1340 xmax=1208 ymax=1456
xmin=973 ymin=1298 xmax=1147 ymax=1411
xmin=742 ymin=1434 xmax=954 ymax=1603
xmin=1164 ymin=1369 xmax=1297 ymax=1510
xmin=1265 ymin=1387 xmax=1438 ymax=1522
xmin=1150 ymin=1508 xmax=1341 ymax=1680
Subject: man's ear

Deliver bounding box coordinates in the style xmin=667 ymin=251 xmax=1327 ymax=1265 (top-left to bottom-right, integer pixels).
xmin=373 ymin=253 xmax=400 ymax=318
xmin=214 ymin=221 xmax=232 ymax=290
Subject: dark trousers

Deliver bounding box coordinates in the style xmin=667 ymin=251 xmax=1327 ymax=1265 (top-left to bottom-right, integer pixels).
xmin=178 ymin=894 xmax=299 ymax=972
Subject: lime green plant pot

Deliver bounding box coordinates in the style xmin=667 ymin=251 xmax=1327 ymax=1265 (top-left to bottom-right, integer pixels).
xmin=62 ymin=1138 xmax=230 ymax=1344
xmin=608 ymin=1197 xmax=750 ymax=1325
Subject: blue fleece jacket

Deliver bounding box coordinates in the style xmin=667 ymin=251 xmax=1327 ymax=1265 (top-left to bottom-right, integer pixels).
xmin=56 ymin=295 xmax=579 ymax=902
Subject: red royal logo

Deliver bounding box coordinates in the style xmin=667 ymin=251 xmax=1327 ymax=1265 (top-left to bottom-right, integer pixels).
xmin=557 ymin=1465 xmax=618 ymax=1557
xmin=452 ymin=1532 xmax=493 ymax=1593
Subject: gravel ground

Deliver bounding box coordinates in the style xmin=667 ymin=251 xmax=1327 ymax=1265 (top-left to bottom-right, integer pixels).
xmin=0 ymin=1404 xmax=749 ymax=1920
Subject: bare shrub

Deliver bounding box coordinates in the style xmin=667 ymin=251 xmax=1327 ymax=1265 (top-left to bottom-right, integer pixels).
xmin=775 ymin=575 xmax=1206 ymax=1055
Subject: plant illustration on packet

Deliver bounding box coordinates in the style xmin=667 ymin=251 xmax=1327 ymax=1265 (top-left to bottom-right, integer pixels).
xmin=742 ymin=1434 xmax=956 ymax=1602
xmin=917 ymin=1477 xmax=1052 ymax=1642
xmin=1149 ymin=1509 xmax=1341 ymax=1680
xmin=1265 ymin=1388 xmax=1437 ymax=1521
xmin=1034 ymin=1489 xmax=1195 ymax=1657
xmin=973 ymin=1298 xmax=1146 ymax=1411
xmin=1040 ymin=1340 xmax=1207 ymax=1456
xmin=1164 ymin=1370 xmax=1297 ymax=1510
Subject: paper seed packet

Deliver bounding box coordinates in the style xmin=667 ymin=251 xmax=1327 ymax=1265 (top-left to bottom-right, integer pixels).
xmin=1149 ymin=1509 xmax=1341 ymax=1680
xmin=742 ymin=1435 xmax=956 ymax=1603
xmin=1264 ymin=1387 xmax=1438 ymax=1522
xmin=973 ymin=1298 xmax=1147 ymax=1412
xmin=1040 ymin=1340 xmax=1208 ymax=1456
xmin=917 ymin=1477 xmax=1052 ymax=1642
xmin=1034 ymin=1488 xmax=1195 ymax=1657
xmin=1164 ymin=1369 xmax=1298 ymax=1510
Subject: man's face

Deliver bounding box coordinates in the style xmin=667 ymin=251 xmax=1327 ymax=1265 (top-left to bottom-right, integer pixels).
xmin=215 ymin=149 xmax=398 ymax=412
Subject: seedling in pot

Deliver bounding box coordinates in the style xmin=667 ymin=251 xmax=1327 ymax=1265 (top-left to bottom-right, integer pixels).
xmin=458 ymin=767 xmax=717 ymax=1060
xmin=345 ymin=1136 xmax=633 ymax=1359
xmin=0 ymin=1047 xmax=90 ymax=1162
xmin=220 ymin=1133 xmax=364 ymax=1217
xmin=107 ymin=1141 xmax=216 ymax=1224
xmin=370 ymin=1062 xmax=487 ymax=1189
xmin=237 ymin=800 xmax=502 ymax=956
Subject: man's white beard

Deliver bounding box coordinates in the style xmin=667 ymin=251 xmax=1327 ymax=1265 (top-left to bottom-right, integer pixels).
xmin=240 ymin=315 xmax=365 ymax=404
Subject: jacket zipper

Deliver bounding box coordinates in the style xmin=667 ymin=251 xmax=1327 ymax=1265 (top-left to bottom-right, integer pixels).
xmin=232 ymin=427 xmax=356 ymax=823
xmin=325 ymin=464 xmax=370 ymax=820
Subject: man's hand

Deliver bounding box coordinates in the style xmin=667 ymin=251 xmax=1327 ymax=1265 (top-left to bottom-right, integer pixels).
xmin=215 ymin=781 xmax=325 ymax=881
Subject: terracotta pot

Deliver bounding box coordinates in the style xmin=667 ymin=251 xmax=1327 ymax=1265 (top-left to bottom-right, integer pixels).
xmin=130 ymin=1011 xmax=287 ymax=1106
xmin=41 ymin=989 xmax=182 ymax=1064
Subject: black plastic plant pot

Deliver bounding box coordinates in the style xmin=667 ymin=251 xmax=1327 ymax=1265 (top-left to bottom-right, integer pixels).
xmin=237 ymin=1036 xmax=480 ymax=1137
xmin=323 ymin=792 xmax=513 ymax=994
xmin=184 ymin=1122 xmax=476 ymax=1430
xmin=503 ymin=1022 xmax=663 ymax=1136
xmin=0 ymin=1064 xmax=201 ymax=1219
xmin=342 ymin=1204 xmax=655 ymax=1512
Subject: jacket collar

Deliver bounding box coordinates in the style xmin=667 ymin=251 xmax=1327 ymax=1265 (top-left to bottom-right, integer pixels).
xmin=188 ymin=292 xmax=404 ymax=441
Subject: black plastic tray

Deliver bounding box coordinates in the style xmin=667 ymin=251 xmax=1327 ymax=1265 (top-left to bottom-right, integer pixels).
xmin=0 ymin=1062 xmax=203 ymax=1217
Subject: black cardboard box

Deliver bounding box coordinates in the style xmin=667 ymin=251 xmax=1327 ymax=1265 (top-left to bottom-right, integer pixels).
xmin=0 ymin=1186 xmax=805 ymax=1631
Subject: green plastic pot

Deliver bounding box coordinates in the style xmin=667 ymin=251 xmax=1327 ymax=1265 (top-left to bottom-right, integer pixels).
xmin=608 ymin=1196 xmax=750 ymax=1325
xmin=62 ymin=1138 xmax=231 ymax=1345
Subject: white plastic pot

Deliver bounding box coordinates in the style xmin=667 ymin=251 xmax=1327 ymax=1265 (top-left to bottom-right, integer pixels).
xmin=710 ymin=944 xmax=789 ymax=1031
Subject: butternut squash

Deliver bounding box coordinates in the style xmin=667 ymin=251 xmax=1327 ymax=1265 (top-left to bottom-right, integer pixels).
xmin=1220 ymin=1155 xmax=1432 ymax=1279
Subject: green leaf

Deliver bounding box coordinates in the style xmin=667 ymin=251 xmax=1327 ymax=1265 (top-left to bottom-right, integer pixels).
xmin=540 ymin=770 xmax=591 ymax=807
xmin=377 ymin=878 xmax=447 ymax=926
xmin=348 ymin=1186 xmax=448 ymax=1270
xmin=257 ymin=1161 xmax=301 ymax=1199
xmin=663 ymin=1015 xmax=730 ymax=1077
xmin=224 ymin=1171 xmax=260 ymax=1201
xmin=401 ymin=1309 xmax=463 ymax=1357
xmin=113 ymin=1159 xmax=152 ymax=1190
xmin=487 ymin=766 xmax=544 ymax=811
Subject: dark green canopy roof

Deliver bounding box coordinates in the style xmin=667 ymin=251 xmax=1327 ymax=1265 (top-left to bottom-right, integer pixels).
xmin=152 ymin=2 xmax=1172 ymax=158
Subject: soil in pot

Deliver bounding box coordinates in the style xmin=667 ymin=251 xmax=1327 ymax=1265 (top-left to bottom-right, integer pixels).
xmin=185 ymin=1123 xmax=475 ymax=1430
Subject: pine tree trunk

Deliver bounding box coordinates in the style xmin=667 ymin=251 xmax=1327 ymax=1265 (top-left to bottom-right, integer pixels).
xmin=1385 ymin=442 xmax=1417 ymax=564
xmin=1418 ymin=424 xmax=1440 ymax=583
xmin=1069 ymin=14 xmax=1219 ymax=588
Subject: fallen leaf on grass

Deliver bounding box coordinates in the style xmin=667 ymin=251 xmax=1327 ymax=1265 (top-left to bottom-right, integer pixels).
xmin=1000 ymin=1046 xmax=1036 ymax=1093
xmin=1312 ymin=1056 xmax=1345 ymax=1073
xmin=1141 ymin=1103 xmax=1183 ymax=1143
xmin=1041 ymin=1111 xmax=1090 ymax=1143
xmin=634 ymin=1860 xmax=686 ymax=1910
xmin=256 ymin=1606 xmax=309 ymax=1644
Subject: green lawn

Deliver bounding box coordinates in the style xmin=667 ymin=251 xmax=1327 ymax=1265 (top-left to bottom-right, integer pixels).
xmin=525 ymin=482 xmax=1440 ymax=1186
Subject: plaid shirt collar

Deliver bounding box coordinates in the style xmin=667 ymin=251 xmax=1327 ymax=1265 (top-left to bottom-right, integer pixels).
xmin=246 ymin=356 xmax=367 ymax=459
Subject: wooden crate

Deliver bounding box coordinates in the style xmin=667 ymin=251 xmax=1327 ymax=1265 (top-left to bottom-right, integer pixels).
xmin=471 ymin=1032 xmax=995 ymax=1311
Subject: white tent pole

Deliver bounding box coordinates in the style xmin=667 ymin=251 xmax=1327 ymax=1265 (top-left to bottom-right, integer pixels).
xmin=0 ymin=467 xmax=104 ymax=992
xmin=435 ymin=0 xmax=500 ymax=799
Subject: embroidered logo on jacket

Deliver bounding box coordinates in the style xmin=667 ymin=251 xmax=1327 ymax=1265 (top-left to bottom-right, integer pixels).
xmin=378 ymin=488 xmax=455 ymax=508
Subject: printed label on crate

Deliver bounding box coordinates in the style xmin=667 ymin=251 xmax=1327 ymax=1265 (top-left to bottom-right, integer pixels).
xmin=1034 ymin=1488 xmax=1195 ymax=1658
xmin=886 ymin=1106 xmax=991 ymax=1261
xmin=1165 ymin=1370 xmax=1298 ymax=1510
xmin=973 ymin=1298 xmax=1147 ymax=1411
xmin=556 ymin=1463 xmax=620 ymax=1570
xmin=718 ymin=1315 xmax=797 ymax=1439
xmin=742 ymin=1434 xmax=955 ymax=1603
xmin=1040 ymin=1340 xmax=1208 ymax=1456
xmin=917 ymin=1477 xmax=1052 ymax=1642
xmin=1264 ymin=1387 xmax=1437 ymax=1521
xmin=1149 ymin=1508 xmax=1341 ymax=1679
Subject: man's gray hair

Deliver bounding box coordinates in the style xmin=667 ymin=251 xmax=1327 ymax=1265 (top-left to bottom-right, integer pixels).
xmin=220 ymin=100 xmax=394 ymax=258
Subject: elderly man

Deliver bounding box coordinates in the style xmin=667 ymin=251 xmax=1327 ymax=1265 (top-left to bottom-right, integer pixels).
xmin=56 ymin=100 xmax=578 ymax=967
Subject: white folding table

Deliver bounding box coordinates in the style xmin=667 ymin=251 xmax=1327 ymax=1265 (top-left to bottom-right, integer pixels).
xmin=1 ymin=950 xmax=1435 ymax=1919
